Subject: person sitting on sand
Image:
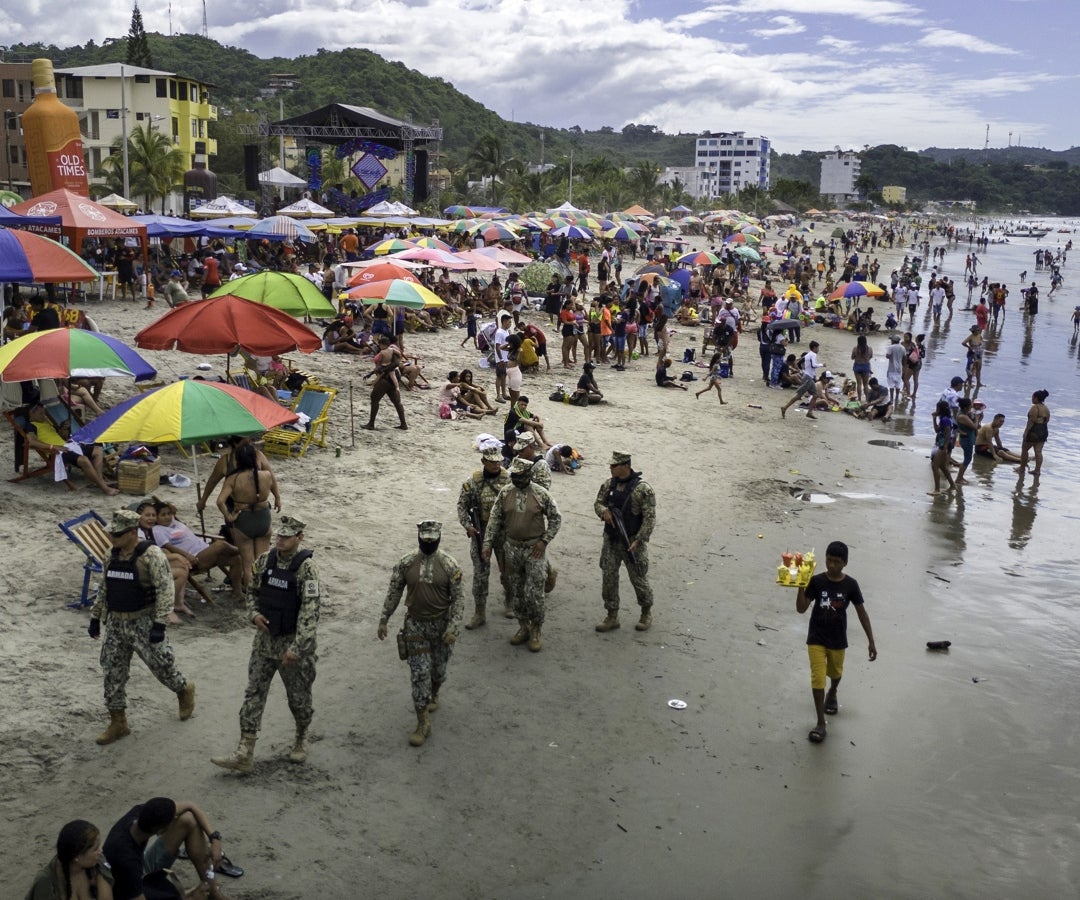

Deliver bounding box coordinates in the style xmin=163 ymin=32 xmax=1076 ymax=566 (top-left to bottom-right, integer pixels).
xmin=973 ymin=413 xmax=1021 ymax=463
xmin=436 ymin=371 xmax=490 ymax=420
xmin=27 ymin=818 xmax=114 ymax=900
xmin=503 ymin=395 xmax=553 ymax=449
xmin=860 ymin=377 xmax=892 ymax=421
xmin=457 ymin=369 xmax=497 ymax=413
xmin=545 ymin=442 xmax=582 ymax=475
xmin=655 ymin=356 xmax=687 ymax=390
xmin=571 ymin=361 xmax=604 ymax=405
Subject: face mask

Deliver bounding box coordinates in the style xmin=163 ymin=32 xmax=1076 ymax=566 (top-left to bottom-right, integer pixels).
xmin=482 ymin=465 xmax=502 ymax=478
xmin=511 ymin=474 xmax=531 ymax=489
xmin=418 ymin=539 xmax=440 ymax=556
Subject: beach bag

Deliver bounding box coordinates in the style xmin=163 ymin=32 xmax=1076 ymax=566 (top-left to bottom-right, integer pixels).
xmin=682 ymin=347 xmax=696 ymax=363
xmin=438 ymin=403 xmax=456 ymax=420
xmin=549 ymin=390 xmax=567 ymax=402
xmin=908 ymin=347 xmax=922 ymax=367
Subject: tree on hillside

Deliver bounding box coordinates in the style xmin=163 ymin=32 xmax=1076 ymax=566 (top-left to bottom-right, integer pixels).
xmin=770 ymin=178 xmax=820 ymax=211
xmin=126 ymin=2 xmax=153 ymax=68
xmin=467 ymin=133 xmax=520 ymax=205
xmin=98 ymin=124 xmax=186 ymax=212
xmin=627 ymin=161 xmax=661 ymax=209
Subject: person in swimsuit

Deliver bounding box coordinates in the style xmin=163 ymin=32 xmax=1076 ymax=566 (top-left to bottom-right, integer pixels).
xmin=363 ymin=334 xmax=408 ymax=431
xmin=196 ymin=435 xmax=280 ymax=517
xmin=954 ymin=397 xmax=980 ymax=485
xmin=850 ymin=334 xmax=873 ymax=403
xmin=961 ymin=325 xmax=984 ymax=389
xmin=217 ymin=443 xmax=275 ymax=592
xmin=1016 ymin=389 xmax=1050 ymax=478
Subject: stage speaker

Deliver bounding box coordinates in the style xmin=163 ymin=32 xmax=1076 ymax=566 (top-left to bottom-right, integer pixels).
xmin=243 ymin=145 xmax=260 ymax=191
xmin=414 ymin=149 xmax=429 ymax=202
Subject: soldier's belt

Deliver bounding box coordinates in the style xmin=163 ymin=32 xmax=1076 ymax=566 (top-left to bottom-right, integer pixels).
xmin=505 ymin=537 xmax=544 ymax=547
xmin=106 ymin=608 xmax=154 ymax=621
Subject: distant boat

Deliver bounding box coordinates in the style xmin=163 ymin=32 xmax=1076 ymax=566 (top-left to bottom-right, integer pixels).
xmin=1005 ymin=224 xmax=1050 ymax=237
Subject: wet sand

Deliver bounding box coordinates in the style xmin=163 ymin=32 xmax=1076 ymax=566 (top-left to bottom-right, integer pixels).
xmin=2 ymin=230 xmax=1077 ymax=897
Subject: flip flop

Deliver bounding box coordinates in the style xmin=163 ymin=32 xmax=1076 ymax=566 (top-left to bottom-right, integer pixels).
xmin=808 ymin=727 xmax=827 ymax=744
xmin=177 ymin=846 xmax=244 ymax=878
xmin=824 ymin=697 xmax=839 ymax=715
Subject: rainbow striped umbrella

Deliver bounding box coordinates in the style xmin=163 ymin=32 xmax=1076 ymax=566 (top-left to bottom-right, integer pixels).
xmin=0 ymin=329 xmax=156 ymax=382
xmin=677 ymin=250 xmax=722 ymax=267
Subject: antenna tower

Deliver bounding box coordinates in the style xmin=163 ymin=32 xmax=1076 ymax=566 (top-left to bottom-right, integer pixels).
xmin=202 ymin=0 xmax=208 ymax=37
xmin=983 ymin=124 xmax=990 ymax=151
xmin=168 ymin=1 xmax=172 ymax=35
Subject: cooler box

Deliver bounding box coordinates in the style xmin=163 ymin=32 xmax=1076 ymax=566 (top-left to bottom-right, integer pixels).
xmin=117 ymin=459 xmax=161 ymax=495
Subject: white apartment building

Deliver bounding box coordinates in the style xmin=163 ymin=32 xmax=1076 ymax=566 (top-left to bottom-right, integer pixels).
xmin=819 ymin=150 xmax=861 ymax=202
xmin=694 ymin=132 xmax=770 ymax=200
xmin=659 ymin=165 xmax=708 ymax=201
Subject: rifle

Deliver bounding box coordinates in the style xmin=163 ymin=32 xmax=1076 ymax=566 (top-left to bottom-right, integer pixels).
xmin=469 ymin=504 xmax=484 ymax=552
xmin=610 ymin=507 xmax=637 ymax=565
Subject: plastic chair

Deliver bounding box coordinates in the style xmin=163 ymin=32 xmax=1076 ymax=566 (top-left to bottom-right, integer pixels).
xmin=262 ymin=386 xmax=337 ymax=457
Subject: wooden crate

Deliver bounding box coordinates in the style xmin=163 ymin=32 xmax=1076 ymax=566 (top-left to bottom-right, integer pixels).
xmin=117 ymin=459 xmax=161 ymax=495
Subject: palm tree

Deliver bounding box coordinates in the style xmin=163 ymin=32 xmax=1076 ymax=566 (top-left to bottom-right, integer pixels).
xmin=467 ymin=133 xmax=518 ymax=205
xmin=99 ymin=123 xmax=186 ymax=212
xmin=627 ymin=161 xmax=662 ymax=210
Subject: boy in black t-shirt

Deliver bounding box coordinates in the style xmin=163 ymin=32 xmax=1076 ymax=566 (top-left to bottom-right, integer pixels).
xmin=796 ymin=541 xmax=877 ymax=744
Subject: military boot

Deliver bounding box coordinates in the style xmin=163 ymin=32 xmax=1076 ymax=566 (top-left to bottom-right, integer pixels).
xmin=545 ymin=565 xmax=558 ymax=594
xmin=503 ymin=605 xmax=515 ymax=619
xmin=527 ymin=623 xmax=543 ymax=653
xmin=595 ymin=612 xmax=621 ymax=633
xmin=211 ymin=733 xmax=257 ymax=774
xmin=465 ymin=609 xmax=486 ymax=630
xmin=287 ymin=727 xmax=308 ymax=764
xmin=177 ymin=681 xmax=196 ymax=720
xmin=509 ymin=620 xmax=530 ymax=646
xmin=96 ymin=710 xmax=130 ymax=745
xmin=409 ymin=709 xmax=431 ymax=747
xmin=635 ymin=607 xmax=653 ymax=631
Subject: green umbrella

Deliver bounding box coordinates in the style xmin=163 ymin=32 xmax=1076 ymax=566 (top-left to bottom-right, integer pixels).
xmin=210 ymin=271 xmax=336 ymax=318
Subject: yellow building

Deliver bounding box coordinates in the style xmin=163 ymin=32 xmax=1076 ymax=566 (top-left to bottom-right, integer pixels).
xmin=882 ymin=185 xmax=907 ymax=204
xmin=53 ymin=63 xmax=217 ymax=186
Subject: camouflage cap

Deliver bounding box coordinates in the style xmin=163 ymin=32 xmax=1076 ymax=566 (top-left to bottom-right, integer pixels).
xmin=481 ymin=446 xmax=504 ymax=462
xmin=108 ymin=509 xmax=141 ymax=535
xmin=609 ymin=451 xmax=632 ymax=466
xmin=276 ymin=515 xmax=306 ymax=537
xmin=417 ymin=520 xmax=442 ymax=540
xmin=509 ymin=457 xmax=534 ymax=476
xmin=513 ymin=432 xmax=536 ymax=450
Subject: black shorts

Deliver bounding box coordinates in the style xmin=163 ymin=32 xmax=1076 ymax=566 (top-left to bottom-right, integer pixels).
xmin=535 ymin=343 xmax=547 ymax=357
xmin=495 ymin=362 xmax=507 ymax=375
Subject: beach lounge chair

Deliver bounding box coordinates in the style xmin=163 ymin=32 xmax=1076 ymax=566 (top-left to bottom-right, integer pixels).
xmin=262 ymin=385 xmax=337 ymax=458
xmin=5 ymin=407 xmax=75 ymax=490
xmin=58 ymin=510 xmax=111 ymax=608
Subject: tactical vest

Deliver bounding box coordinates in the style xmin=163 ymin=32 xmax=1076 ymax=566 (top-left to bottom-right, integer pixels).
xmin=257 ymin=549 xmax=314 ymax=637
xmin=105 ymin=541 xmax=155 ymax=613
xmin=605 ymin=473 xmax=644 ymax=540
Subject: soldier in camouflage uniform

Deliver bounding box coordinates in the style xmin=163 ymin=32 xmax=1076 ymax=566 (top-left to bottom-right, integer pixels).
xmin=512 ymin=432 xmax=559 ymax=594
xmin=456 ymin=445 xmax=510 ymax=629
xmin=483 ymin=457 xmax=562 ymax=652
xmin=88 ymin=509 xmax=195 ymax=745
xmin=594 ymin=451 xmax=657 ymax=633
xmin=378 ymin=521 xmax=464 ymax=747
xmin=212 ymin=516 xmax=320 ymax=774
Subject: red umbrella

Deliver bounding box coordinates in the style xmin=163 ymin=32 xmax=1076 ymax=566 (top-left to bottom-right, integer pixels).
xmin=346 ymin=262 xmax=420 ymax=287
xmin=135 ymin=294 xmax=322 ymax=356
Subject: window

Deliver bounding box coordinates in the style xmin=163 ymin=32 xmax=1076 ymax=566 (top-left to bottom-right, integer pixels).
xmin=178 ymin=82 xmax=188 ymax=102
xmin=169 ymin=80 xmax=177 ymax=100
xmin=135 ymin=74 xmax=150 ymax=84
xmin=1 ymin=79 xmax=13 ymax=98
xmin=156 ymin=78 xmax=167 ymax=98
xmin=8 ymin=145 xmax=17 ymax=165
xmin=171 ymin=117 xmax=179 ymax=141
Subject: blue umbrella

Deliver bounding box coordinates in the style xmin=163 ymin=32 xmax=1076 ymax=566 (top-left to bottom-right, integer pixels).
xmin=132 ymin=214 xmax=205 ymax=238
xmin=245 ymin=216 xmax=316 ymax=243
xmin=551 ymin=224 xmax=594 ymax=240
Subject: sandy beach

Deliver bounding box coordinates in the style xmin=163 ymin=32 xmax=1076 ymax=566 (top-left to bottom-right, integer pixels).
xmin=3 ymin=230 xmax=1076 ymax=899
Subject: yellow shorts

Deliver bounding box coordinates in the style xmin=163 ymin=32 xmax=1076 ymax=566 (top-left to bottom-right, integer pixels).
xmin=808 ymin=645 xmax=845 ymax=690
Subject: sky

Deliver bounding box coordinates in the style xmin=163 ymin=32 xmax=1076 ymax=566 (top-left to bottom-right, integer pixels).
xmin=4 ymin=0 xmax=1077 ymax=154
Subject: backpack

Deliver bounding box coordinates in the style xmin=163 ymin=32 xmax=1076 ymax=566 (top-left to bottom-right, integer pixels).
xmin=908 ymin=347 xmax=922 ymax=366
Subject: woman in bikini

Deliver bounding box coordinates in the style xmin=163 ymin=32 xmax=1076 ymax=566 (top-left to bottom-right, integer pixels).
xmin=961 ymin=325 xmax=984 ymax=389
xmin=1016 ymin=389 xmax=1050 ymax=478
xmin=850 ymin=334 xmax=873 ymax=403
xmin=195 ymin=435 xmax=279 ymax=517
xmin=216 ymin=443 xmax=276 ymax=592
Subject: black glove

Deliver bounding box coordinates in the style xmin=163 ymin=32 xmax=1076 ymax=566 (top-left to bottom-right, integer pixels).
xmin=88 ymin=618 xmax=101 ymax=639
xmin=149 ymin=622 xmax=166 ymax=644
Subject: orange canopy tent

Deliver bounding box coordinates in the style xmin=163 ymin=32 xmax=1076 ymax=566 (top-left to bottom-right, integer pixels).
xmin=622 ymin=204 xmax=654 ymax=217
xmin=10 ymin=188 xmax=147 ymax=255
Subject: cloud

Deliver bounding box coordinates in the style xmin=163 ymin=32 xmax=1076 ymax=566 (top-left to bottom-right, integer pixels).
xmin=817 ymin=35 xmax=859 ymax=53
xmin=750 ymin=15 xmax=805 ymax=38
xmin=918 ymin=28 xmax=1019 ymax=55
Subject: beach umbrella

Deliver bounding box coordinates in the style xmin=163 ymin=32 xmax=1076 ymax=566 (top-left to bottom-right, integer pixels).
xmin=410 ymin=236 xmax=453 ymax=251
xmin=601 ymin=226 xmax=639 ymax=242
xmin=668 ymin=269 xmax=692 ymax=293
xmin=677 ymin=250 xmax=722 ymax=267
xmin=135 ymin=295 xmax=322 ymax=357
xmin=0 ymin=329 xmax=157 ymax=382
xmin=443 ymin=205 xmax=475 ymax=218
xmin=828 ymin=281 xmax=885 ymax=301
xmin=345 ymin=279 xmax=446 ymax=309
xmin=552 ymin=224 xmax=594 ymax=240
xmin=634 ymin=272 xmax=673 ymax=287
xmin=831 ymin=227 xmax=846 ymax=238
xmin=0 ymin=227 xmax=101 ymax=283
xmin=723 ymin=232 xmax=760 ymax=246
xmin=209 ymin=271 xmax=336 ymax=318
xmin=732 ymin=246 xmax=762 ymax=262
xmin=131 ymin=214 xmax=205 ymax=238
xmin=246 ymin=216 xmax=317 ymax=243
xmin=95 ymin=193 xmax=138 ymax=211
xmin=634 ymin=263 xmax=669 ymax=277
xmin=346 ymin=262 xmax=420 ymax=287
xmin=368 ymin=238 xmax=417 ymax=256
xmin=475 ymin=223 xmax=521 ymax=243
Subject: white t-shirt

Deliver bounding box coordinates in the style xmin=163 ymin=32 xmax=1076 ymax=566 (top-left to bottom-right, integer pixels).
xmin=930 ymin=286 xmax=946 ymax=308
xmin=802 ymin=349 xmax=820 ymax=379
xmin=906 ymin=287 xmax=920 ymax=306
xmin=493 ymin=327 xmax=511 ymax=363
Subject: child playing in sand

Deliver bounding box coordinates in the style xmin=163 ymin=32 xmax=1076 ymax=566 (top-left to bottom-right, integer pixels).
xmin=654 ymin=356 xmax=687 ymax=390
xmin=796 ymin=540 xmax=877 ymax=744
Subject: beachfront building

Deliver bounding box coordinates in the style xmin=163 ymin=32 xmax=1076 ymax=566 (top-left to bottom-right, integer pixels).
xmin=660 ymin=165 xmax=709 ymax=202
xmin=694 ymin=132 xmax=770 ymax=201
xmin=882 ymin=185 xmax=907 ymax=204
xmin=52 ymin=64 xmax=217 ymax=201
xmin=1 ymin=62 xmax=34 ymax=194
xmin=819 ymin=149 xmax=861 ymax=203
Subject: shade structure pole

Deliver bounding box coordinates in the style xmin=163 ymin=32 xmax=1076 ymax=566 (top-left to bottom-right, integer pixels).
xmin=349 ymin=381 xmax=355 ymax=448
